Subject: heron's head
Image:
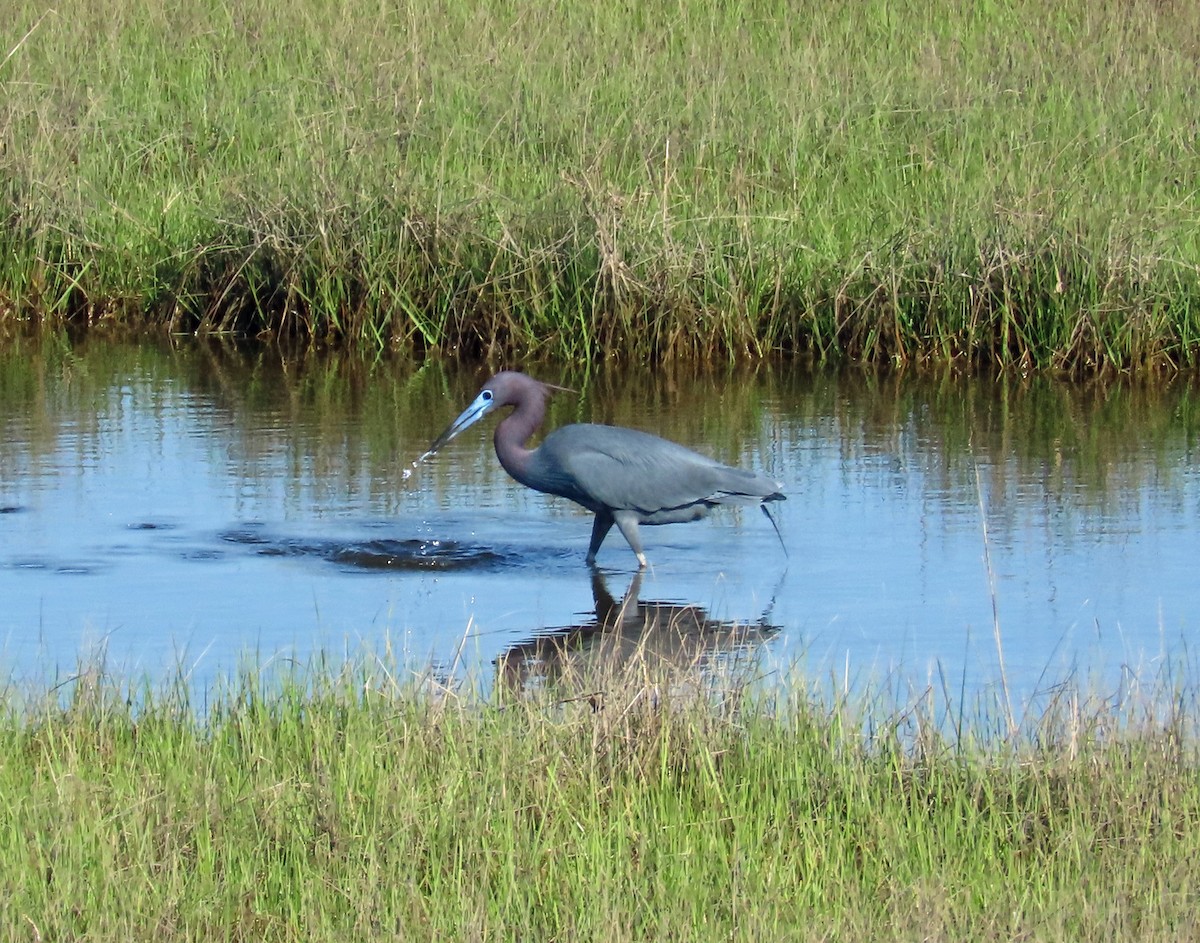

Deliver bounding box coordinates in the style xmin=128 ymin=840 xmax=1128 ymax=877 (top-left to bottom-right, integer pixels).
xmin=427 ymin=372 xmax=572 ymax=454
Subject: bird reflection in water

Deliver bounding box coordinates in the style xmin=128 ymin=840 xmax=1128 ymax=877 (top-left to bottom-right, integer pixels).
xmin=495 ymin=568 xmax=781 ymax=698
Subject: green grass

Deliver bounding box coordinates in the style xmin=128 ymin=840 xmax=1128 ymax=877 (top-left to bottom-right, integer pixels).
xmin=2 ymin=652 xmax=1200 ymax=941
xmin=4 ymin=0 xmax=1200 ymax=367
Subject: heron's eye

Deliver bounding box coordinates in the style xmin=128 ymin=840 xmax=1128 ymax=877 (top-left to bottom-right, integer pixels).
xmin=482 ymin=391 xmax=493 ymax=401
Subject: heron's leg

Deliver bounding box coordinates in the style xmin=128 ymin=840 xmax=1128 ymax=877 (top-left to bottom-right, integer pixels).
xmin=585 ymin=511 xmax=615 ymax=564
xmin=612 ymin=510 xmax=648 ymax=569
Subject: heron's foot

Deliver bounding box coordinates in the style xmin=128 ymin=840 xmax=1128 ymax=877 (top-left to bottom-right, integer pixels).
xmin=635 ymin=552 xmax=647 ymax=569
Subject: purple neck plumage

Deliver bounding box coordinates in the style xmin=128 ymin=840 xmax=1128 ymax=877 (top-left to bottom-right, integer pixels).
xmin=492 ymin=376 xmax=549 ymax=485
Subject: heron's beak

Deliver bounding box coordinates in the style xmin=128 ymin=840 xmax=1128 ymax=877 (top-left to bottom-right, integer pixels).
xmin=427 ymin=390 xmax=495 ymax=454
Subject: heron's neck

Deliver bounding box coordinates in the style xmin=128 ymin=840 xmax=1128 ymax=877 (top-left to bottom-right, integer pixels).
xmin=493 ymin=395 xmax=545 ymax=485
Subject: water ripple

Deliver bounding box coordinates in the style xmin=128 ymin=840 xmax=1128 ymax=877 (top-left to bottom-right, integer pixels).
xmin=218 ymin=528 xmax=512 ymax=571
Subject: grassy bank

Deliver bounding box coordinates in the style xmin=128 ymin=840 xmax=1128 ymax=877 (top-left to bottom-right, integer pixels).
xmin=2 ymin=655 xmax=1199 ymax=941
xmin=3 ymin=0 xmax=1200 ymax=369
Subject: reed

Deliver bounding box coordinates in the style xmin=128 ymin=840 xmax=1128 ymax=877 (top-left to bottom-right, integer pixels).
xmin=4 ymin=0 xmax=1200 ymax=369
xmin=2 ymin=650 xmax=1199 ymax=941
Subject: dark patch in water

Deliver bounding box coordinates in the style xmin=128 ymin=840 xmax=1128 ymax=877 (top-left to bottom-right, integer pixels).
xmin=329 ymin=538 xmax=507 ymax=572
xmin=0 ymin=505 xmax=24 ymax=514
xmin=5 ymin=557 xmax=102 ymax=575
xmin=252 ymin=544 xmax=298 ymax=558
xmin=219 ymin=525 xmax=272 ymax=546
xmin=128 ymin=521 xmax=178 ymax=531
xmin=217 ymin=528 xmax=511 ymax=571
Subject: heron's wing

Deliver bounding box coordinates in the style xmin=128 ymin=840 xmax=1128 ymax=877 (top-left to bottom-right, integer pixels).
xmin=542 ymin=424 xmax=780 ymax=514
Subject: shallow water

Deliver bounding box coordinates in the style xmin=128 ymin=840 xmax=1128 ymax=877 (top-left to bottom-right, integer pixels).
xmin=1 ymin=334 xmax=1197 ymax=707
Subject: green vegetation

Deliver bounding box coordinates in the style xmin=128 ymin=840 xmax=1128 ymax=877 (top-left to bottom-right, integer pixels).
xmin=4 ymin=0 xmax=1200 ymax=369
xmin=2 ymin=654 xmax=1199 ymax=941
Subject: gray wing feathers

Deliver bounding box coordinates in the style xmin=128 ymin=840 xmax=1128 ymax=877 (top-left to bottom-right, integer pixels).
xmin=541 ymin=424 xmax=782 ymax=514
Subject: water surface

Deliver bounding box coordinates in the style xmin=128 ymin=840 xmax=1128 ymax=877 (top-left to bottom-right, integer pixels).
xmin=1 ymin=334 xmax=1196 ymax=708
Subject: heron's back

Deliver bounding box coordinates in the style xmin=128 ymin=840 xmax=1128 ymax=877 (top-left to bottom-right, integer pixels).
xmin=528 ymin=423 xmax=784 ymax=520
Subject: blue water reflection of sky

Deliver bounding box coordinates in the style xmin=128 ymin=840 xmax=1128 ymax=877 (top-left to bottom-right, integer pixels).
xmin=1 ymin=359 xmax=1197 ymax=712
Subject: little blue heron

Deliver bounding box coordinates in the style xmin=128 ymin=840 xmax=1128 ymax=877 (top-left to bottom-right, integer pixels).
xmin=427 ymin=371 xmax=786 ymax=567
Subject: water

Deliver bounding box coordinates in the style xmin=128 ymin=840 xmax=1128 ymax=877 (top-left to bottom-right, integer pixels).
xmin=1 ymin=334 xmax=1197 ymax=708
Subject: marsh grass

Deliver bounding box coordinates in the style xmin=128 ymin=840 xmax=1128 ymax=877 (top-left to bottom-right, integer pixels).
xmin=3 ymin=647 xmax=1200 ymax=941
xmin=4 ymin=0 xmax=1200 ymax=369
